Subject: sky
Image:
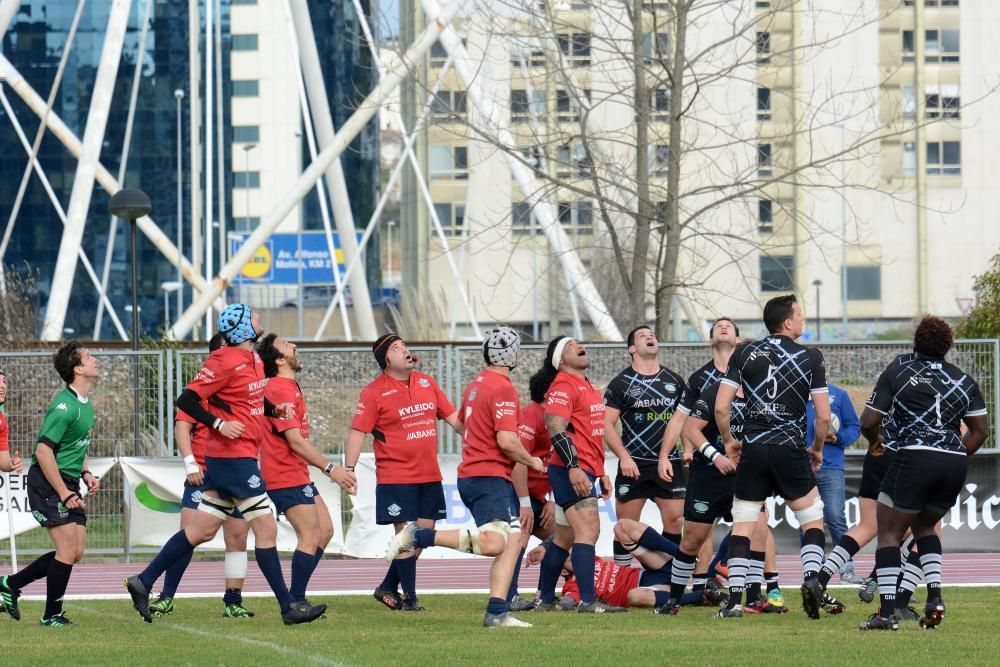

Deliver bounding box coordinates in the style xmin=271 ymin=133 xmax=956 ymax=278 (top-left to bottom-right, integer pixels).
xmin=378 ymin=0 xmax=400 ymax=39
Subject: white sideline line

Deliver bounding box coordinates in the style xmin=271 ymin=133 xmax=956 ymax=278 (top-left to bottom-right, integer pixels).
xmin=74 ymin=604 xmax=351 ymax=667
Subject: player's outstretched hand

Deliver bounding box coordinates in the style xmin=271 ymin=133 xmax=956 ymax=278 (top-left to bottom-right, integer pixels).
xmin=331 ymin=466 xmax=358 ymax=495
xmin=713 ymin=455 xmax=737 ymax=475
xmin=657 ymin=457 xmax=673 ymax=483
xmin=809 ymin=445 xmax=823 ymax=471
xmin=619 ymin=454 xmax=640 ymax=479
xmin=219 ymin=420 xmax=245 ymax=439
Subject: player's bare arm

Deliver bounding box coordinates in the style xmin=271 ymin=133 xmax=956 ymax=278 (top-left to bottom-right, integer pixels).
xmin=961 ymin=414 xmax=988 ymax=456
xmin=444 ymin=410 xmax=465 ymax=436
xmin=714 ymin=381 xmax=739 ymax=456
xmin=859 ymin=407 xmax=885 ymax=456
xmin=284 ymin=427 xmax=358 ymax=495
xmin=175 ymin=420 xmax=204 ymax=485
xmin=809 ymin=391 xmax=832 ymax=469
xmin=656 ymin=410 xmax=686 ymax=482
xmin=344 ymin=428 xmax=367 ymax=469
xmin=0 ymin=450 xmax=22 ymax=473
xmin=603 ymin=406 xmax=637 ymax=479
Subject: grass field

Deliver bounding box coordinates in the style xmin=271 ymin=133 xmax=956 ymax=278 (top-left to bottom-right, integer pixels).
xmin=3 ymin=589 xmax=998 ymax=666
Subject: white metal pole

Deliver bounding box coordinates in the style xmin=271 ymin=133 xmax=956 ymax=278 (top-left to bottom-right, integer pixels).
xmin=95 ymin=0 xmax=153 ymax=339
xmin=169 ymin=0 xmax=469 ymax=341
xmin=3 ymin=473 xmax=15 ymax=571
xmin=215 ymin=0 xmax=226 ymax=270
xmin=0 ymin=0 xmax=21 ymax=41
xmin=287 ymin=0 xmax=377 ymax=339
xmin=0 ymin=56 xmax=223 ymax=307
xmin=0 ymin=88 xmax=130 ymax=340
xmin=204 ymin=0 xmax=214 ymax=337
xmin=188 ymin=0 xmax=202 ymax=309
xmin=176 ymin=89 xmax=185 ymax=333
xmin=281 ymin=0 xmax=352 ymax=339
xmin=42 ymin=0 xmax=134 ymax=341
xmin=418 ymin=0 xmax=622 ymax=340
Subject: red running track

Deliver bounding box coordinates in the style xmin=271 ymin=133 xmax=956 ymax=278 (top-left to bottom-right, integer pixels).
xmin=6 ymin=553 xmax=999 ymax=600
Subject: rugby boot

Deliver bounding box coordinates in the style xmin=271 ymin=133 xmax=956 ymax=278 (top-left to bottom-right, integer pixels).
xmin=125 ymin=575 xmax=153 ymax=623
xmin=483 ymin=612 xmax=532 ymax=628
xmin=858 ymin=613 xmax=898 ymax=631
xmin=919 ymin=600 xmax=945 ymax=629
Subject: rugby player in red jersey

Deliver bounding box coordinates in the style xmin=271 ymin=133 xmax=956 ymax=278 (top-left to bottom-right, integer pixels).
xmin=346 ymin=334 xmax=462 ymax=612
xmin=126 ymin=304 xmax=325 ymax=626
xmin=534 ymin=336 xmax=624 ymax=613
xmin=257 ymin=334 xmax=357 ymax=606
xmin=147 ymin=334 xmax=257 ymax=619
xmin=0 ymin=371 xmax=23 ymax=474
xmin=385 ymin=327 xmax=545 ymax=627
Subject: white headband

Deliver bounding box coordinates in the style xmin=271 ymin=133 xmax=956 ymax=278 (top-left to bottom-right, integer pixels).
xmin=551 ymin=337 xmax=574 ymax=371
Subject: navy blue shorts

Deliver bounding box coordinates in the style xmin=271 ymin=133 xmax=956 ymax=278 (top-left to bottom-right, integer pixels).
xmin=203 ymin=457 xmax=268 ymax=501
xmin=530 ymin=496 xmax=546 ymax=518
xmin=547 ymin=464 xmax=598 ymax=510
xmin=457 ymin=476 xmax=520 ymax=530
xmin=638 ymin=563 xmax=672 ymax=587
xmin=268 ymin=483 xmax=319 ymax=514
xmin=182 ymin=480 xmax=244 ymax=519
xmin=375 ymin=481 xmax=446 ymax=525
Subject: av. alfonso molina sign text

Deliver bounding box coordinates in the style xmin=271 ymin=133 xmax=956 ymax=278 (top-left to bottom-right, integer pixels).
xmin=229 ymin=232 xmax=363 ymax=285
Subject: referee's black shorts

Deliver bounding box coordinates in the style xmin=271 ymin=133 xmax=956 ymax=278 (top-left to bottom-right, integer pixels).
xmin=733 ymin=442 xmax=815 ymax=503
xmin=879 ymin=447 xmax=967 ymax=515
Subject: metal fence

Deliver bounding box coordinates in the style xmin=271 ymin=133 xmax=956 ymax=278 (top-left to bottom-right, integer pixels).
xmin=1 ymin=339 xmax=997 ymax=557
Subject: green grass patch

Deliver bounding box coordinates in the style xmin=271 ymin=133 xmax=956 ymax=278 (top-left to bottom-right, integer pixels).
xmin=2 ymin=589 xmax=997 ymax=666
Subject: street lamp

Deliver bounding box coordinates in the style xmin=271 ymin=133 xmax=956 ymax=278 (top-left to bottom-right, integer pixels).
xmin=386 ymin=220 xmax=396 ymax=287
xmin=812 ymin=279 xmax=823 ymax=341
xmin=174 ymin=88 xmax=185 ymax=338
xmin=110 ymin=187 xmax=151 ymax=456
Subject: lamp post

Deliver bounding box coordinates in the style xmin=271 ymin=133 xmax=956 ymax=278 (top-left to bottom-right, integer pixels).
xmin=110 ymin=188 xmax=152 ymax=455
xmin=387 ymin=220 xmax=396 ymax=287
xmin=175 ymin=88 xmax=185 ymax=337
xmin=812 ymin=279 xmax=823 ymax=341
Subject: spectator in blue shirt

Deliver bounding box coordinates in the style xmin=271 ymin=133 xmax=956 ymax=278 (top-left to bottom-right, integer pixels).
xmin=806 ymin=383 xmax=861 ymax=583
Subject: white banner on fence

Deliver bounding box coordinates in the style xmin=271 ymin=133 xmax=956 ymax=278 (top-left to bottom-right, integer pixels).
xmin=120 ymin=458 xmax=344 ymax=553
xmin=0 ymin=457 xmax=117 ymax=540
xmin=343 ymin=454 xmax=659 ymax=559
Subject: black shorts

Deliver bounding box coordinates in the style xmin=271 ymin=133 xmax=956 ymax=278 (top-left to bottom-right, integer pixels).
xmin=27 ymin=466 xmax=87 ymax=528
xmin=615 ymin=460 xmax=686 ymax=502
xmin=879 ymin=448 xmax=967 ymax=514
xmin=858 ymin=448 xmax=897 ymax=500
xmin=733 ymin=443 xmax=815 ymax=503
xmin=375 ymin=482 xmax=446 ymax=525
xmin=683 ymin=464 xmax=736 ymax=524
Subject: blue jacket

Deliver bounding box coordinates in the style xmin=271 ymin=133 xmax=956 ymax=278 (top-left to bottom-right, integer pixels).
xmin=806 ymin=384 xmax=860 ymax=471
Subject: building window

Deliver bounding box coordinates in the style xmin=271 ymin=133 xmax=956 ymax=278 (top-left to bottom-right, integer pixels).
xmin=512 ymin=201 xmax=534 ymax=236
xmin=433 ymin=202 xmax=465 ymax=235
xmin=758 ymin=198 xmax=773 ymax=232
xmin=926 ymin=140 xmax=960 ymax=175
xmin=511 ymin=34 xmax=545 ymax=67
xmin=232 ymin=80 xmax=259 ymax=97
xmin=233 ymin=217 xmax=260 ymax=232
xmin=902 ymin=141 xmax=917 ymax=176
xmin=511 ymin=89 xmax=547 ymax=122
xmin=556 ymin=143 xmax=591 ymax=179
xmin=642 ymin=32 xmax=671 ymax=64
xmin=903 ymin=0 xmax=959 ymax=6
xmin=231 ymin=34 xmax=258 ymax=51
xmin=518 ymin=145 xmax=546 ymax=178
xmin=902 ymin=29 xmax=960 ymax=62
xmin=643 ymin=1 xmax=671 ymax=10
xmin=652 ymin=88 xmax=671 ymax=120
xmin=757 ymin=143 xmax=772 ymax=177
xmin=757 ymin=87 xmax=772 ymax=121
xmin=756 ymin=31 xmax=771 ymax=64
xmin=558 ymin=200 xmax=594 ymax=235
xmin=760 ymin=255 xmax=794 ymax=292
xmin=756 ymin=0 xmax=771 ymax=7
xmin=845 ymin=266 xmax=881 ymax=300
xmin=232 ymin=125 xmax=259 ymax=143
xmin=556 ymin=89 xmax=590 ymax=122
xmin=649 ymin=144 xmax=670 ymax=177
xmin=231 ymin=0 xmax=257 ymax=5
xmin=234 ymin=171 xmax=260 ymax=188
xmin=432 ymin=90 xmax=467 ymax=121
xmin=430 ymin=145 xmax=469 ymax=180
xmin=558 ymin=32 xmax=591 ymax=66
xmin=925 ymin=86 xmax=960 ymax=119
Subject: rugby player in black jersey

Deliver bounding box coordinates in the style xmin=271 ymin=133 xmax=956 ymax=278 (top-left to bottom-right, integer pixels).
xmin=604 ymin=326 xmax=687 ymax=565
xmin=714 ymin=295 xmax=833 ymax=619
xmin=855 ymin=316 xmax=987 ymax=631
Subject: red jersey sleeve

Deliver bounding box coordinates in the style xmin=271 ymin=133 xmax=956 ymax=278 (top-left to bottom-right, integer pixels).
xmin=433 ymin=379 xmax=456 ymax=420
xmin=174 ymin=408 xmax=196 ymax=425
xmin=188 ymin=353 xmax=230 ymax=400
xmin=0 ymin=412 xmax=8 ymax=452
xmin=562 ymin=574 xmax=580 ymax=603
xmin=544 ymin=376 xmax=575 ymax=421
xmin=492 ymin=384 xmax=520 ymax=433
xmin=350 ymin=385 xmax=379 ymax=434
xmin=266 ymin=382 xmax=302 ymax=434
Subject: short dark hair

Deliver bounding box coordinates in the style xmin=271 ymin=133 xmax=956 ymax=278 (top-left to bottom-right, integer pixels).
xmin=913 ymin=315 xmax=954 ymax=358
xmin=763 ymin=294 xmax=797 ymax=334
xmin=626 ymin=325 xmax=652 ymax=349
xmin=710 ymin=317 xmax=740 ymax=338
xmin=528 ymin=366 xmax=556 ymax=403
xmin=209 ymin=333 xmax=226 ymax=353
xmin=256 ymin=333 xmax=282 ymax=378
xmin=54 ymin=340 xmax=84 ymax=384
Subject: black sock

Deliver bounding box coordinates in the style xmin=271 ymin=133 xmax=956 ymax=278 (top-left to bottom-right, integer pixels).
xmin=8 ymin=551 xmax=56 ymax=591
xmin=692 ymin=571 xmax=709 ymax=592
xmin=612 ymin=540 xmax=633 ymax=567
xmin=726 ymin=536 xmax=751 ymax=609
xmin=663 ymin=532 xmax=682 ymax=549
xmin=223 ymin=587 xmax=242 ymax=605
xmin=799 ymin=527 xmax=825 ymax=580
xmin=875 ymin=546 xmax=901 ymax=618
xmin=765 ymin=571 xmax=780 ymax=593
xmin=44 ymin=559 xmax=73 ymax=619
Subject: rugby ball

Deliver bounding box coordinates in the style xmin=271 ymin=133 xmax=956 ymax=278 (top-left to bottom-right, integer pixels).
xmin=828 ymin=413 xmax=841 ymax=436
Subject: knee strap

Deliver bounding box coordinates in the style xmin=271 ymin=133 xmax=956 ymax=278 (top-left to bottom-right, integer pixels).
xmin=198 ymin=495 xmax=235 ymax=520
xmin=555 ymin=505 xmax=569 ymax=527
xmin=479 ymin=520 xmax=514 ymax=543
xmin=236 ymin=494 xmax=272 ymax=521
xmin=732 ymin=499 xmax=764 ymax=523
xmin=794 ymin=497 xmax=825 ymax=525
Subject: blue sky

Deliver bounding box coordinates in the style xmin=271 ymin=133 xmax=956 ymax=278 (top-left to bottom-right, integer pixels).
xmin=379 ymin=0 xmax=400 ymax=39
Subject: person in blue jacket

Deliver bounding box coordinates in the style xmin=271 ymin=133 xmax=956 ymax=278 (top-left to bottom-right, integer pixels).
xmin=806 ymin=383 xmax=861 ymax=584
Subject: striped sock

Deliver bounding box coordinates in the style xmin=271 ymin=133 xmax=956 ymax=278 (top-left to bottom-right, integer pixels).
xmin=746 ymin=551 xmax=765 ymax=603
xmin=692 ymin=572 xmax=708 ymax=592
xmin=799 ymin=528 xmax=825 ymax=580
xmin=916 ymin=535 xmax=944 ymax=602
xmin=875 ymin=546 xmax=901 ymax=618
xmin=819 ymin=535 xmax=860 ymax=588
xmin=669 ymin=551 xmax=697 ymax=600
xmin=895 ymin=549 xmax=923 ymax=608
xmin=726 ymin=536 xmax=751 ymax=609
xmin=613 ymin=540 xmax=633 ymax=568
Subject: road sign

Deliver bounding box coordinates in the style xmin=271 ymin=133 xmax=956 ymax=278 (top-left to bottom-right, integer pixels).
xmin=228 ymin=232 xmax=362 ymax=285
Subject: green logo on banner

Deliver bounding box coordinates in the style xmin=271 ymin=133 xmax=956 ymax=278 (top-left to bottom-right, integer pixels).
xmin=135 ymin=482 xmax=182 ymax=514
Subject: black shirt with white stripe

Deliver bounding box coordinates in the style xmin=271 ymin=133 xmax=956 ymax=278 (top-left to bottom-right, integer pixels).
xmin=689 ymin=380 xmax=747 ymax=467
xmin=866 ymin=352 xmax=986 ymax=455
xmin=604 ymin=365 xmax=687 ymax=464
xmin=721 ymin=335 xmax=827 ymax=447
xmin=679 ymin=360 xmax=726 ymax=415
